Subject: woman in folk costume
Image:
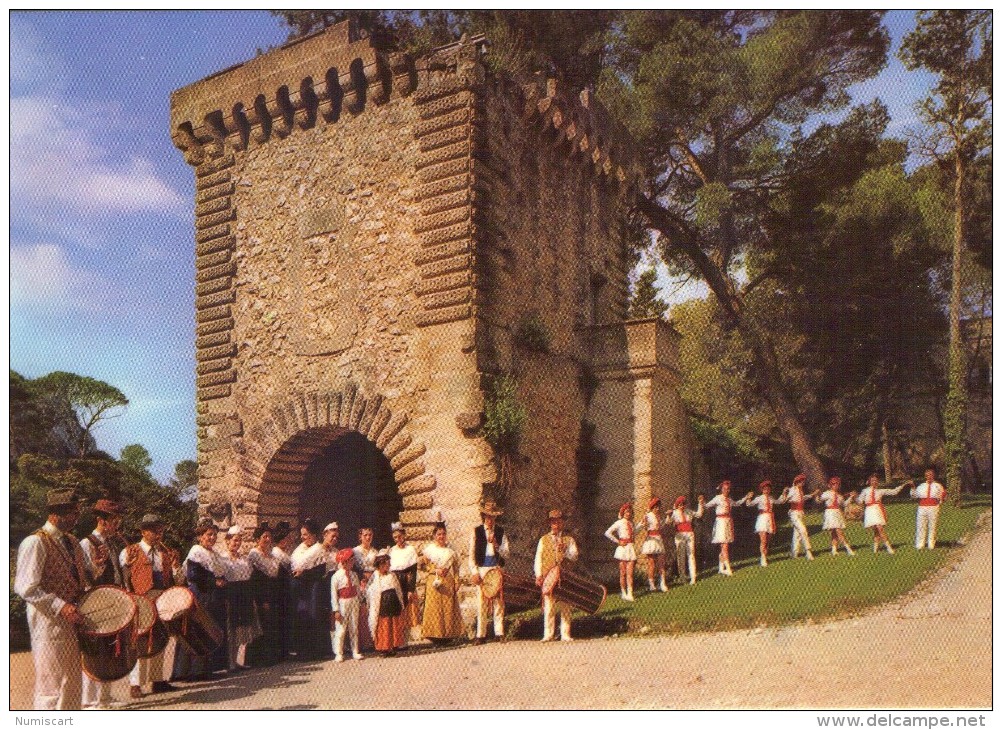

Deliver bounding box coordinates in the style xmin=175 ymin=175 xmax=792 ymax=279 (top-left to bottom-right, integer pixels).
xmin=744 ymin=481 xmax=778 ymax=567
xmin=857 ymin=474 xmax=911 ymax=554
xmin=330 ymin=549 xmax=364 ymax=662
xmin=703 ymin=481 xmax=750 ymax=576
xmin=182 ymin=519 xmax=228 ymax=679
xmin=777 ymin=474 xmax=817 ymax=560
xmin=815 ymin=476 xmax=856 ymax=556
xmin=420 ymin=522 xmax=465 ymax=642
xmin=219 ymin=526 xmax=262 ymax=671
xmin=604 ymin=503 xmax=637 ymax=600
xmin=245 ymin=523 xmax=283 ymax=666
xmin=270 ymin=521 xmax=296 ymax=660
xmin=367 ymin=553 xmax=407 ymax=656
xmin=637 ymin=498 xmax=669 ymax=593
xmin=289 ymin=518 xmax=329 ymax=660
xmin=388 ymin=522 xmax=420 ymax=632
xmin=671 ymin=494 xmax=705 ymax=584
xmin=353 ymin=526 xmax=379 ymax=651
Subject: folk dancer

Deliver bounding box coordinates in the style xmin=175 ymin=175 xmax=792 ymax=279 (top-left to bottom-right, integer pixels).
xmin=704 ymin=481 xmax=750 ymax=575
xmin=910 ymin=468 xmax=946 ymax=549
xmin=179 ymin=519 xmax=227 ymax=679
xmin=246 ymin=523 xmax=283 ymax=666
xmin=671 ymin=495 xmax=705 ymax=585
xmin=219 ymin=526 xmax=262 ymax=671
xmin=604 ymin=503 xmax=637 ymax=601
xmin=388 ymin=522 xmax=420 ymax=634
xmin=330 ymin=549 xmax=363 ymax=661
xmin=79 ymin=499 xmax=128 ymax=708
xmin=468 ymin=500 xmax=510 ymax=643
xmin=353 ymin=526 xmax=379 ymax=651
xmin=745 ymin=481 xmax=778 ymax=566
xmin=289 ymin=519 xmax=329 ymax=661
xmin=14 ymin=488 xmax=90 ymax=710
xmin=322 ymin=522 xmax=340 ymax=576
xmin=122 ymin=513 xmax=183 ymax=695
xmin=421 ymin=522 xmax=465 ymax=642
xmin=856 ymin=475 xmax=911 ymax=553
xmin=534 ymin=509 xmax=580 ymax=642
xmin=816 ymin=477 xmax=856 ymax=556
xmin=271 ymin=521 xmax=295 ymax=660
xmin=368 ymin=553 xmax=407 ymax=656
xmin=777 ymin=474 xmax=816 ymax=560
xmin=638 ymin=498 xmax=669 ymax=592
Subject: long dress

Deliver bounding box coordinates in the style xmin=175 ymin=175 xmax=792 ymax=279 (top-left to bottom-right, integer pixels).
xmin=272 ymin=545 xmax=293 ymax=661
xmin=353 ymin=544 xmax=378 ymax=650
xmin=420 ymin=543 xmax=465 ymax=639
xmin=246 ymin=547 xmax=282 ymax=666
xmin=367 ymin=571 xmax=406 ymax=652
xmin=218 ymin=547 xmax=262 ymax=669
xmin=183 ymin=544 xmax=228 ymax=675
xmin=389 ymin=542 xmax=420 ymax=630
xmin=289 ymin=542 xmax=327 ymax=661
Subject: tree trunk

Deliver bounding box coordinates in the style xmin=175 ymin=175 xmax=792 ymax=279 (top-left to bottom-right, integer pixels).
xmin=636 ymin=194 xmax=828 ymax=492
xmin=944 ymin=151 xmax=968 ymax=502
xmin=881 ymin=420 xmax=893 ymax=484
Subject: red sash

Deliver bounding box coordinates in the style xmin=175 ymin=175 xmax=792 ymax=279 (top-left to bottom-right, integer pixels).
xmin=865 ymin=489 xmax=887 ymax=520
xmin=919 ymin=485 xmax=941 ymax=507
xmin=759 ymin=497 xmax=776 ymax=532
xmin=826 ymin=493 xmax=842 ymax=510
xmin=338 ymin=586 xmax=358 ymax=599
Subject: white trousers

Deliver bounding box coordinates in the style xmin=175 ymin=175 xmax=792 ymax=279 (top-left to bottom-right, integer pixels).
xmin=28 ymin=604 xmax=82 ymax=710
xmin=674 ymin=532 xmax=697 ymax=584
xmin=476 ymin=567 xmax=505 ymax=638
xmin=130 ymin=637 xmax=176 ymax=690
xmin=331 ymin=597 xmax=360 ymax=659
xmin=789 ymin=510 xmax=812 ymax=555
xmin=541 ymin=596 xmax=573 ymax=641
xmin=915 ymin=506 xmax=940 ymax=549
xmin=82 ymin=674 xmax=129 ymax=708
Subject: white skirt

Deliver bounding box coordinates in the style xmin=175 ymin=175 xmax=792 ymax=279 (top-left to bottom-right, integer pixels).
xmin=614 ymin=544 xmax=637 ymax=561
xmin=863 ymin=504 xmax=887 ymax=528
xmin=754 ymin=513 xmax=776 ymax=534
xmin=822 ymin=508 xmax=847 ymax=530
xmin=711 ymin=517 xmax=734 ymax=544
xmin=640 ymin=536 xmax=665 ymax=555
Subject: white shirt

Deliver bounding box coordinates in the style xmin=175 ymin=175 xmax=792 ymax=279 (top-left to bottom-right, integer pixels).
xmin=604 ymin=518 xmax=633 ymax=544
xmin=533 ymin=532 xmax=578 ymax=578
xmin=389 ymin=543 xmax=419 ymax=572
xmin=330 ymin=568 xmax=361 ymax=610
xmin=353 ymin=545 xmax=378 ymax=575
xmin=910 ymin=481 xmax=946 ymax=503
xmin=80 ymin=529 xmax=121 ymax=583
xmin=271 ymin=545 xmax=292 ymax=569
xmin=120 ymin=539 xmax=169 ymax=573
xmin=467 ymin=527 xmax=510 ymax=573
xmin=748 ymin=495 xmax=775 ymax=512
xmin=704 ymin=494 xmax=745 ymax=516
xmin=15 ymin=521 xmax=77 ymax=615
xmin=857 ymin=484 xmax=906 ymax=505
xmin=247 ymin=547 xmax=281 ymax=578
xmin=779 ymin=485 xmax=808 ymax=509
xmin=185 ymin=543 xmax=225 ymax=576
xmin=290 ymin=542 xmax=325 ymax=573
xmin=422 ymin=543 xmax=457 ymax=571
xmin=671 ymin=505 xmax=704 ymax=526
xmin=218 ymin=546 xmax=253 ymax=582
xmin=818 ymin=490 xmax=845 ymax=509
xmin=638 ymin=511 xmax=663 ymax=534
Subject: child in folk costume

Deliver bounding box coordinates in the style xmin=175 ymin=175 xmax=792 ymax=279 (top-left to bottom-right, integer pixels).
xmin=367 ymin=553 xmax=406 ymax=657
xmin=910 ymin=467 xmax=946 ymax=550
xmin=671 ymin=495 xmax=704 ymax=585
xmin=638 ymin=498 xmax=669 ymax=592
xmin=604 ymin=503 xmax=637 ymax=601
xmin=857 ymin=474 xmax=911 ymax=553
xmin=330 ymin=549 xmax=363 ymax=662
xmin=777 ymin=474 xmax=816 ymax=560
xmin=815 ymin=476 xmax=856 ymax=556
xmin=703 ymin=481 xmax=750 ymax=576
xmin=744 ymin=481 xmax=778 ymax=566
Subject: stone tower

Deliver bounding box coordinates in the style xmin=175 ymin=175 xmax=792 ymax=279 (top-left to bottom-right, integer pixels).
xmin=170 ymin=21 xmax=692 ymax=582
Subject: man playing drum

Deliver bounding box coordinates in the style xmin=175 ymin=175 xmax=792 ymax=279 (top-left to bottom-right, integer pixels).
xmin=534 ymin=509 xmax=579 ymax=642
xmin=14 ymin=488 xmax=90 ymax=710
xmin=468 ymin=500 xmax=510 ymax=644
xmin=79 ymin=499 xmax=129 ymax=709
xmin=121 ymin=513 xmax=183 ymax=697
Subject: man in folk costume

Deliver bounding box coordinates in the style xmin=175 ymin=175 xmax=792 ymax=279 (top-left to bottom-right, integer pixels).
xmin=79 ymin=499 xmax=129 ymax=709
xmin=670 ymin=495 xmax=704 ymax=585
xmin=329 ymin=548 xmax=363 ymax=662
xmin=777 ymin=474 xmax=816 ymax=560
xmin=121 ymin=513 xmax=183 ymax=697
xmin=14 ymin=488 xmax=91 ymax=710
xmin=534 ymin=509 xmax=579 ymax=642
xmin=910 ymin=467 xmax=946 ymax=550
xmin=468 ymin=500 xmax=510 ymax=644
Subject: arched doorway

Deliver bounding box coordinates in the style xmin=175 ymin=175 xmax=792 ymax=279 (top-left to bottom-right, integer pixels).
xmin=298 ymin=431 xmax=402 ymax=548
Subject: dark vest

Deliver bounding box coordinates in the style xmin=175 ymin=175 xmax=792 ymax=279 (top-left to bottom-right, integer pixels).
xmin=87 ymin=532 xmax=123 ymax=587
xmin=473 ymin=525 xmax=505 ymax=568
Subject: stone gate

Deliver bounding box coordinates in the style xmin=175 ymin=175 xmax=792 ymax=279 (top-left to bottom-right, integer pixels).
xmin=170 ymin=20 xmax=693 ymax=582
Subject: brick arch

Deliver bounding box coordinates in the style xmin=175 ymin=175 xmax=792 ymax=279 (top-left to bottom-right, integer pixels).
xmin=240 ymin=385 xmax=438 ymax=532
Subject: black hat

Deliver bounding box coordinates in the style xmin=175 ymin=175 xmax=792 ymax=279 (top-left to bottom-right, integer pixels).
xmin=253 ymin=522 xmax=273 ymax=540
xmin=273 ymin=520 xmax=292 ymax=541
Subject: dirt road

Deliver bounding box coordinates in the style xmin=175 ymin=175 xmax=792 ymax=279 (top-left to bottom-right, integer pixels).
xmin=10 ymin=519 xmax=991 ymax=709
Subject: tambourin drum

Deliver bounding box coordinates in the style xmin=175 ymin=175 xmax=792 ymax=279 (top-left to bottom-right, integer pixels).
xmin=480 ymin=567 xmax=503 ymax=599
xmin=155 ymin=586 xmax=223 ymax=657
xmin=499 ymin=572 xmax=541 ymax=611
xmin=542 ymin=566 xmax=607 ymax=614
xmin=76 ymin=586 xmax=139 ymax=682
xmin=133 ymin=592 xmax=169 ymax=658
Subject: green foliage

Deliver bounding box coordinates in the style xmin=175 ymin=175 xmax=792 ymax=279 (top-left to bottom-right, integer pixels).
xmin=629 ymin=267 xmax=669 ymax=321
xmin=514 ymin=315 xmax=551 ymax=353
xmin=33 ymin=371 xmax=127 ymax=457
xmin=689 ymin=416 xmax=766 ymax=463
xmin=120 ymin=444 xmax=153 ymax=476
xmin=482 ymin=374 xmax=527 ymax=454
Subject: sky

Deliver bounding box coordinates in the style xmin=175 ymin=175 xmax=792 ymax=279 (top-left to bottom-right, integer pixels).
xmin=8 ymin=11 xmax=938 ymax=483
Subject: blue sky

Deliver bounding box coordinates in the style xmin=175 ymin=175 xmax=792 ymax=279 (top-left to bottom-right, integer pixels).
xmin=9 ymin=11 xmax=936 ymax=483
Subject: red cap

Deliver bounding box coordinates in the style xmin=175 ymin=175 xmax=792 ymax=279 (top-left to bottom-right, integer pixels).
xmin=759 ymin=480 xmax=772 ymax=491
xmin=648 ymin=498 xmax=661 ymax=510
xmin=674 ymin=496 xmax=687 ymax=508
xmin=335 ymin=548 xmax=354 ymax=564
xmin=828 ymin=476 xmax=841 ymax=487
xmin=619 ymin=503 xmax=632 ymax=518
xmin=793 ymin=474 xmax=807 ymax=484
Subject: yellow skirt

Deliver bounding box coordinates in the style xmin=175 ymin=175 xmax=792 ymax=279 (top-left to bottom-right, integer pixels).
xmin=420 ymin=572 xmax=465 ymax=639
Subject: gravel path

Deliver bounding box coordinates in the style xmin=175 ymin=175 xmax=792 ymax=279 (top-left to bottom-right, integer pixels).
xmin=9 ymin=517 xmax=991 ymax=710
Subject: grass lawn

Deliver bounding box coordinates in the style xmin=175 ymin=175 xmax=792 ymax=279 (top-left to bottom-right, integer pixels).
xmin=509 ymin=498 xmax=990 ymax=638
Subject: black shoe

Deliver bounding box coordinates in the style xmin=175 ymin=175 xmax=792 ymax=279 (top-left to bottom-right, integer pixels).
xmin=151 ymin=682 xmax=177 ymax=694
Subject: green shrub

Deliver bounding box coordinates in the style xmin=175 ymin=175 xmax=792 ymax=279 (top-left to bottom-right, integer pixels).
xmin=514 ymin=315 xmax=551 ymax=353
xmin=483 ymin=374 xmax=527 ymax=454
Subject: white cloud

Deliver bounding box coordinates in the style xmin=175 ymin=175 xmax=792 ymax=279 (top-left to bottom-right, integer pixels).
xmin=10 ymin=243 xmax=115 ymax=312
xmin=9 ymin=18 xmax=67 ymax=91
xmin=10 ymin=95 xmax=185 ymax=218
